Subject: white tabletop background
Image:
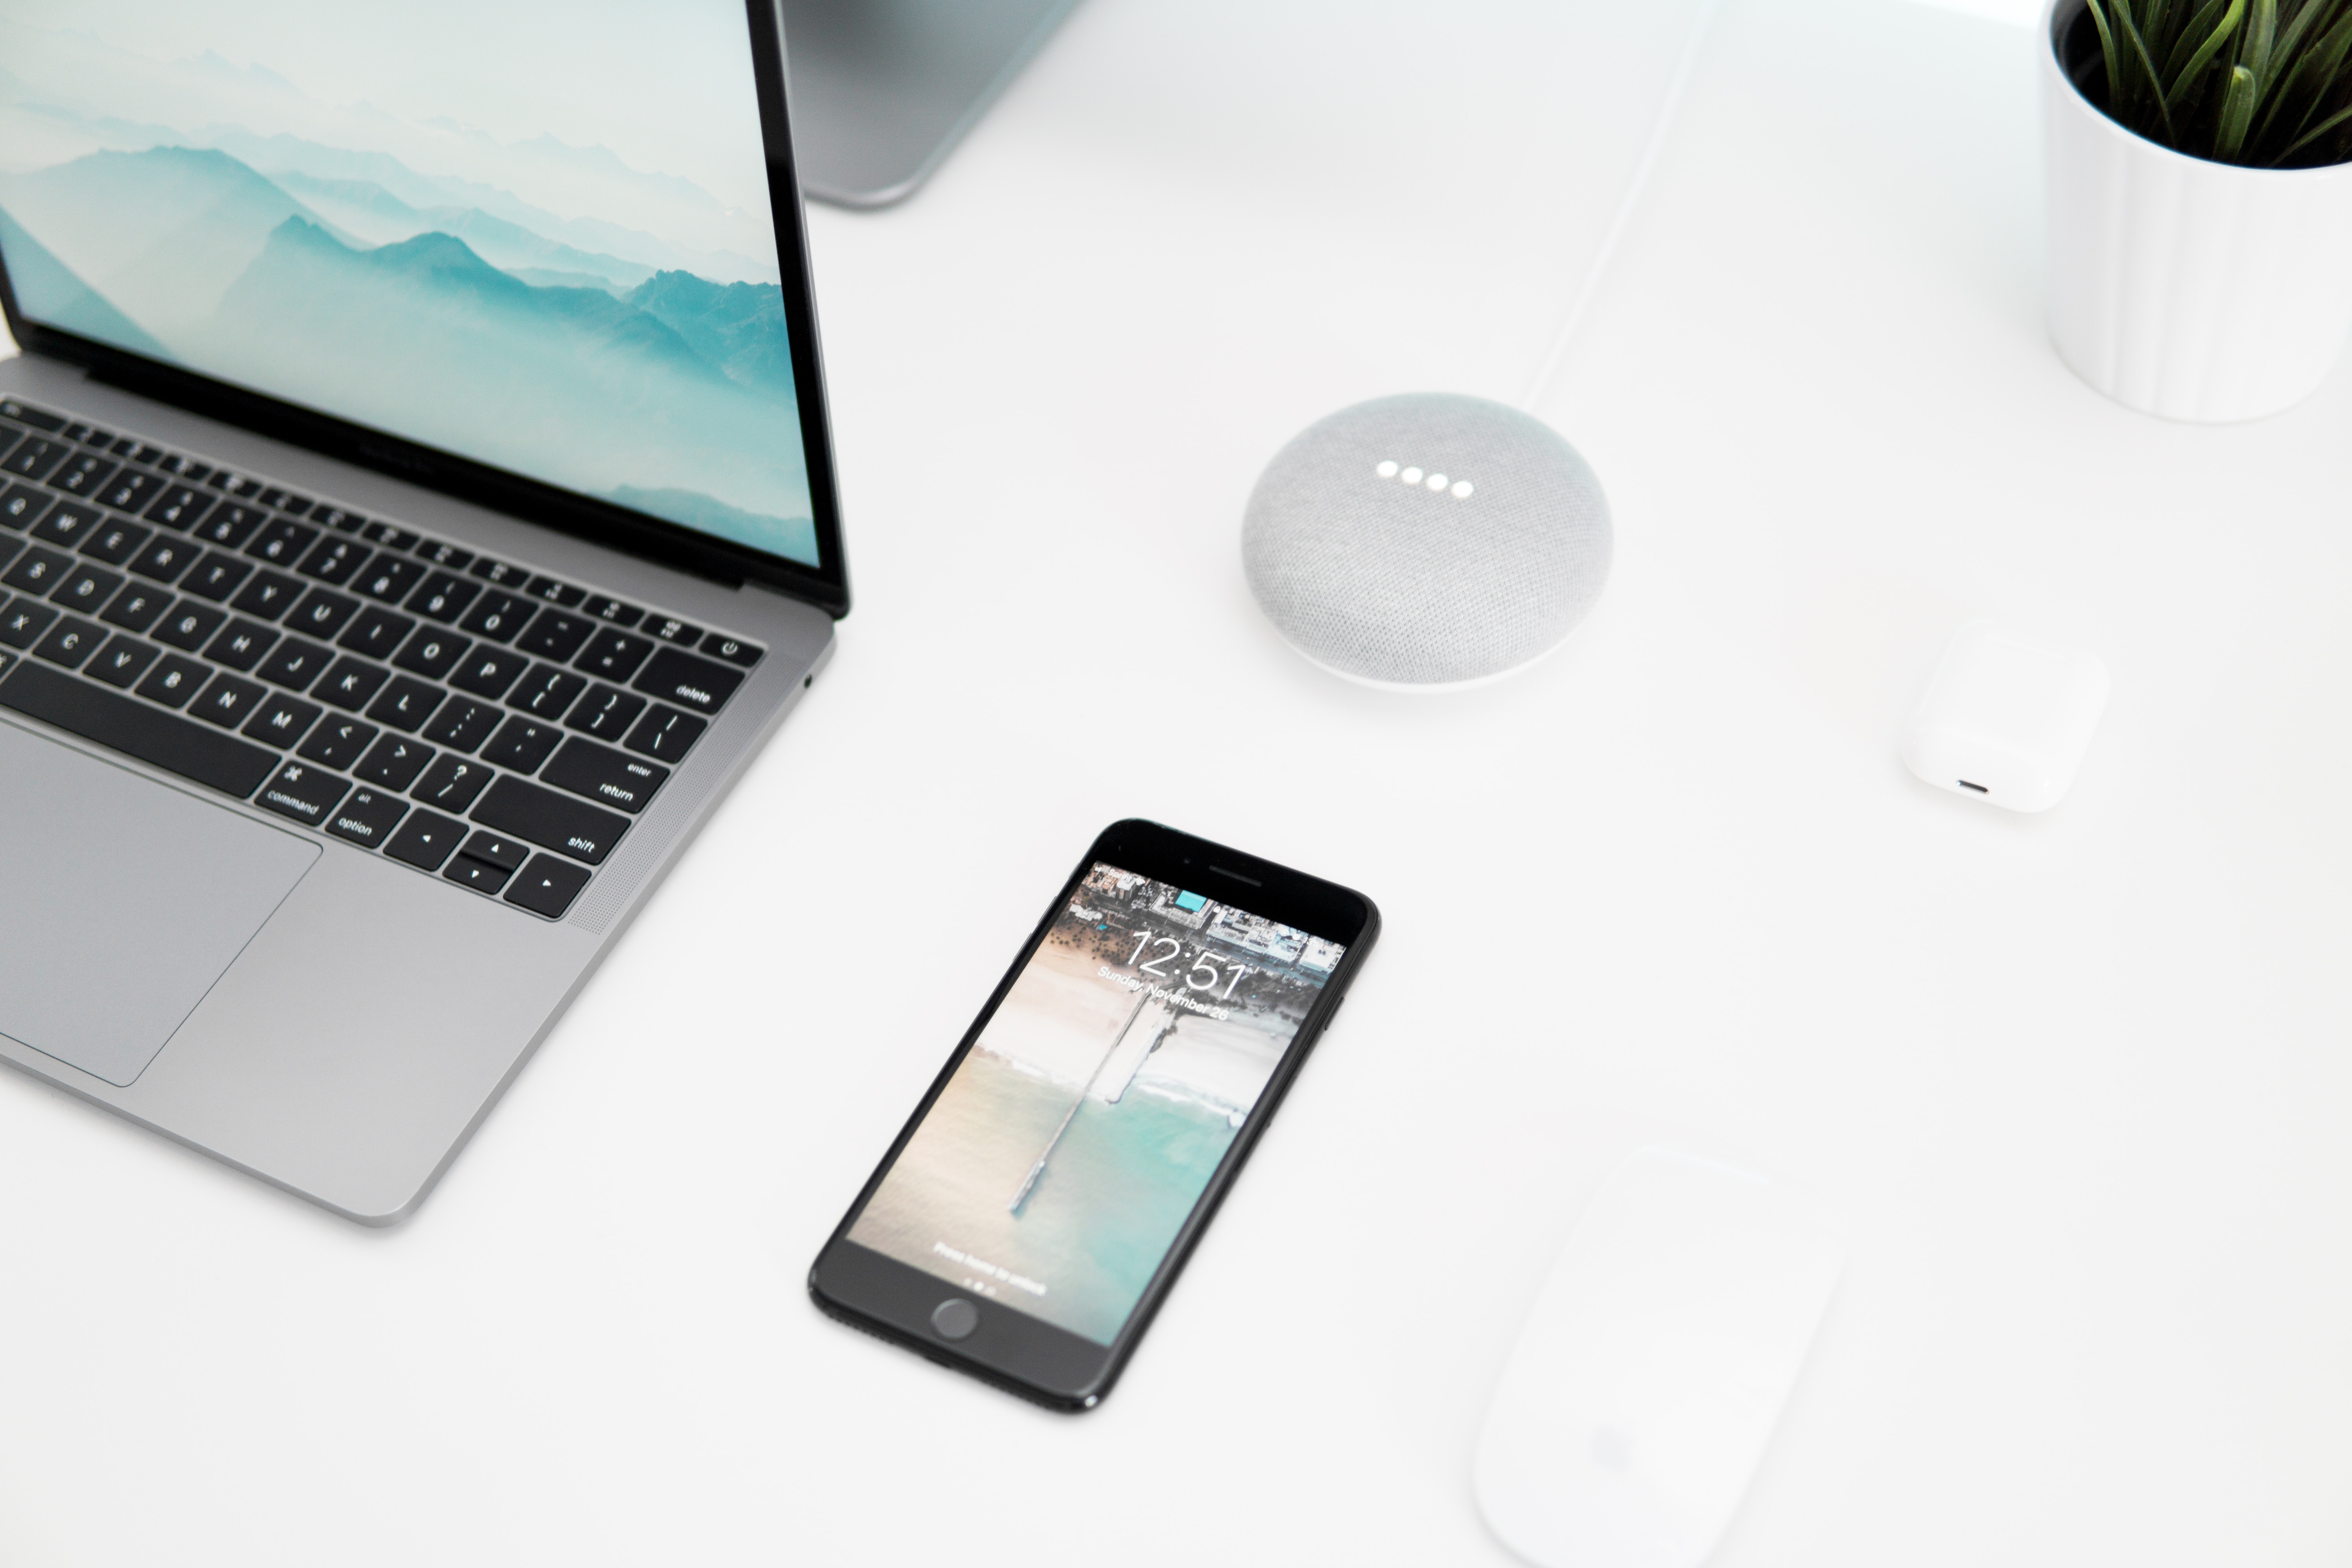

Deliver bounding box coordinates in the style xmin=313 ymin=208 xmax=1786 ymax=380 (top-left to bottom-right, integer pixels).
xmin=6 ymin=0 xmax=2352 ymax=1562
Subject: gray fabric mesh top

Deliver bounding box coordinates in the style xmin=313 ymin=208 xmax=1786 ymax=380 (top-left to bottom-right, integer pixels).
xmin=1242 ymin=393 xmax=1612 ymax=684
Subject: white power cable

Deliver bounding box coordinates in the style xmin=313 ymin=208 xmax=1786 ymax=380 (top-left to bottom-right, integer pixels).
xmin=1518 ymin=0 xmax=1727 ymax=413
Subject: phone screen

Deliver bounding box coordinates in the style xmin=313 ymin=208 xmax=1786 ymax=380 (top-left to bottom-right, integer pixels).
xmin=844 ymin=861 xmax=1349 ymax=1347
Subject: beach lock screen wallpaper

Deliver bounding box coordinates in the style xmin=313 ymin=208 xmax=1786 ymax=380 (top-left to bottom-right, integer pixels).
xmin=0 ymin=0 xmax=819 ymax=567
xmin=849 ymin=864 xmax=1348 ymax=1346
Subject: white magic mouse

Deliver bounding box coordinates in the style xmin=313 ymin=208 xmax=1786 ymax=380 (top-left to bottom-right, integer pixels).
xmin=1473 ymin=1148 xmax=1846 ymax=1568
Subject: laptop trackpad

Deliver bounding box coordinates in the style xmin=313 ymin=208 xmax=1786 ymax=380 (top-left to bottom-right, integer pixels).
xmin=0 ymin=722 xmax=318 ymax=1087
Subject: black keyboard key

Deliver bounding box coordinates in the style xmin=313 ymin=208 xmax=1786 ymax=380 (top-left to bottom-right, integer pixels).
xmin=516 ymin=606 xmax=593 ymax=661
xmin=246 ymin=520 xmax=318 ymax=567
xmin=50 ymin=564 xmax=124 ymax=615
xmin=0 ymin=429 xmax=18 ymax=467
xmin=469 ymin=556 xmax=526 ymax=587
xmin=47 ymin=452 xmax=115 ymax=497
xmin=326 ymin=784 xmax=407 ymax=849
xmin=410 ymin=753 xmax=494 ymax=813
xmin=443 ymin=855 xmax=515 ymax=895
xmin=0 ymin=599 xmax=58 ymax=650
xmin=314 ymin=656 xmax=391 ymax=712
xmin=1 ymin=660 xmax=276 ymax=797
xmin=524 ymin=574 xmax=586 ymax=607
xmin=296 ymin=535 xmax=370 ymax=585
xmin=180 ymin=551 xmax=253 ymax=602
xmin=406 ymin=570 xmax=479 ymax=623
xmin=393 ymin=625 xmax=470 ymax=679
xmin=31 ymin=501 xmax=103 ymax=550
xmin=338 ymin=604 xmax=414 ymax=661
xmin=80 ymin=517 xmax=151 ymax=567
xmin=457 ymin=589 xmax=533 ymax=644
xmin=354 ymin=555 xmax=428 ymax=604
xmin=33 ymin=615 xmax=104 ymax=668
xmin=585 ymin=597 xmax=643 ymax=627
xmin=422 ymin=695 xmax=503 ymax=753
xmin=255 ymin=760 xmax=349 ymax=828
xmin=3 ymin=544 xmax=73 ymax=595
xmin=191 ymin=671 xmax=268 ymax=728
xmin=450 ymin=645 xmax=529 ymax=699
xmin=285 ymin=587 xmax=361 ymax=642
xmin=1 ymin=483 xmax=51 ymax=530
xmin=574 ymin=628 xmax=654 ymax=682
xmin=622 ymin=703 xmax=706 ymax=764
xmin=136 ymin=652 xmax=208 ymax=708
xmin=85 ymin=635 xmax=158 ymax=689
xmin=384 ymin=809 xmax=468 ymax=872
xmin=646 ymin=615 xmax=703 ymax=646
xmin=128 ymin=534 xmax=199 ymax=584
xmin=142 ymin=485 xmax=214 ymax=532
xmin=191 ymin=502 xmax=268 ymax=550
xmin=230 ymin=569 xmax=302 ymax=621
xmin=0 ymin=400 xmax=63 ymax=430
xmin=482 ymin=713 xmax=563 ymax=772
xmin=362 ymin=521 xmax=417 ymax=550
xmin=153 ymin=602 xmax=227 ymax=652
xmin=298 ymin=715 xmax=377 ymax=769
xmin=100 ymin=583 xmax=173 ymax=633
xmin=0 ymin=537 xmax=18 ymax=574
xmin=2 ymin=437 xmax=69 ymax=482
xmin=312 ymin=505 xmax=365 ymax=534
xmin=566 ymin=684 xmax=644 ymax=741
xmin=416 ymin=541 xmax=473 ymax=571
xmin=257 ymin=635 xmax=336 ymax=690
xmin=540 ymin=736 xmax=669 ymax=815
xmin=456 ymin=829 xmax=530 ymax=871
xmin=366 ymin=675 xmax=444 ymax=733
xmin=242 ymin=691 xmax=321 ymax=747
xmin=510 ymin=662 xmax=586 ymax=719
xmin=505 ymin=854 xmax=591 ymax=919
xmin=355 ymin=733 xmax=436 ymax=790
xmin=204 ymin=618 xmax=278 ymax=671
xmin=700 ymin=632 xmax=763 ymax=667
xmin=630 ymin=647 xmax=742 ymax=715
xmin=96 ymin=470 xmax=166 ymax=516
xmin=470 ymin=775 xmax=628 ymax=865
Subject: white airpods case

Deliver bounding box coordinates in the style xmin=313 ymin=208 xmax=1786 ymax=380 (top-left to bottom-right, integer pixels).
xmin=1901 ymin=620 xmax=2110 ymax=813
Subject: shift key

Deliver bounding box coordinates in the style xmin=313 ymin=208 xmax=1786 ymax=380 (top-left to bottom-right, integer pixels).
xmin=539 ymin=736 xmax=668 ymax=814
xmin=469 ymin=775 xmax=628 ymax=865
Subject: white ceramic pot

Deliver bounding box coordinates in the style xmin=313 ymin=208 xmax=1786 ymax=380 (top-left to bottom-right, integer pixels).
xmin=2042 ymin=0 xmax=2352 ymax=422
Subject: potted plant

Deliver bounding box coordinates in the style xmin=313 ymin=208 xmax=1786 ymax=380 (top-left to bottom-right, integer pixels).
xmin=2043 ymin=0 xmax=2352 ymax=421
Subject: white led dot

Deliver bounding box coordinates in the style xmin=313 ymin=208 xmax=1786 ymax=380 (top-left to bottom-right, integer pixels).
xmin=1375 ymin=460 xmax=1398 ymax=478
xmin=1400 ymin=466 xmax=1423 ymax=484
xmin=1451 ymin=480 xmax=1474 ymax=498
xmin=1426 ymin=473 xmax=1448 ymax=491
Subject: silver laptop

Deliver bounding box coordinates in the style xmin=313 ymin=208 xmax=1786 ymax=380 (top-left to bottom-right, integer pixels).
xmin=0 ymin=2 xmax=846 ymax=1222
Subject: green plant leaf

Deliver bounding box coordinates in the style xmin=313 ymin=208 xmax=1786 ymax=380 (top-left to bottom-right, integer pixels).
xmin=2111 ymin=0 xmax=2181 ymax=134
xmin=2278 ymin=93 xmax=2352 ymax=156
xmin=2083 ymin=0 xmax=2129 ymax=101
xmin=2217 ymin=62 xmax=2261 ymax=152
xmin=2249 ymin=0 xmax=2347 ymax=149
xmin=2162 ymin=0 xmax=2229 ymax=85
xmin=2167 ymin=0 xmax=2247 ymax=108
xmin=2274 ymin=4 xmax=2352 ymax=153
xmin=2247 ymin=0 xmax=2278 ymax=83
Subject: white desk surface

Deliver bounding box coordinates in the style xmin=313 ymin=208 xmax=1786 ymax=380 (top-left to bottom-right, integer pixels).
xmin=8 ymin=0 xmax=2352 ymax=1562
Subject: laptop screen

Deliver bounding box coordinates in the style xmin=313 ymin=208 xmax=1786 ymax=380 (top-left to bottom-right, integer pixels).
xmin=0 ymin=2 xmax=821 ymax=571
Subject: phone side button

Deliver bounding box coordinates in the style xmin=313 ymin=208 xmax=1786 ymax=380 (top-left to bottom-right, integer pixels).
xmin=931 ymin=1299 xmax=979 ymax=1341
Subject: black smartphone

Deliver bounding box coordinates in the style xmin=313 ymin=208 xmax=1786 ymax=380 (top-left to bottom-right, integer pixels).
xmin=809 ymin=818 xmax=1379 ymax=1412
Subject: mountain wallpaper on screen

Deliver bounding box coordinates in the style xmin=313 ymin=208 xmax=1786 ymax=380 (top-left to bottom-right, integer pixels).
xmin=0 ymin=29 xmax=816 ymax=570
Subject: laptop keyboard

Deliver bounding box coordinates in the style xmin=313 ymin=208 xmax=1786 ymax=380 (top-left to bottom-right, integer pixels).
xmin=0 ymin=397 xmax=766 ymax=922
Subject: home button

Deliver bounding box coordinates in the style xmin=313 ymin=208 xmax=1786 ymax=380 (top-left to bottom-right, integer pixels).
xmin=931 ymin=1298 xmax=980 ymax=1340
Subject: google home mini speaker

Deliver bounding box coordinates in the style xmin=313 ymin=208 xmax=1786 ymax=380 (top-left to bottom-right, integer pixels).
xmin=1902 ymin=620 xmax=2111 ymax=813
xmin=1241 ymin=393 xmax=1612 ymax=689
